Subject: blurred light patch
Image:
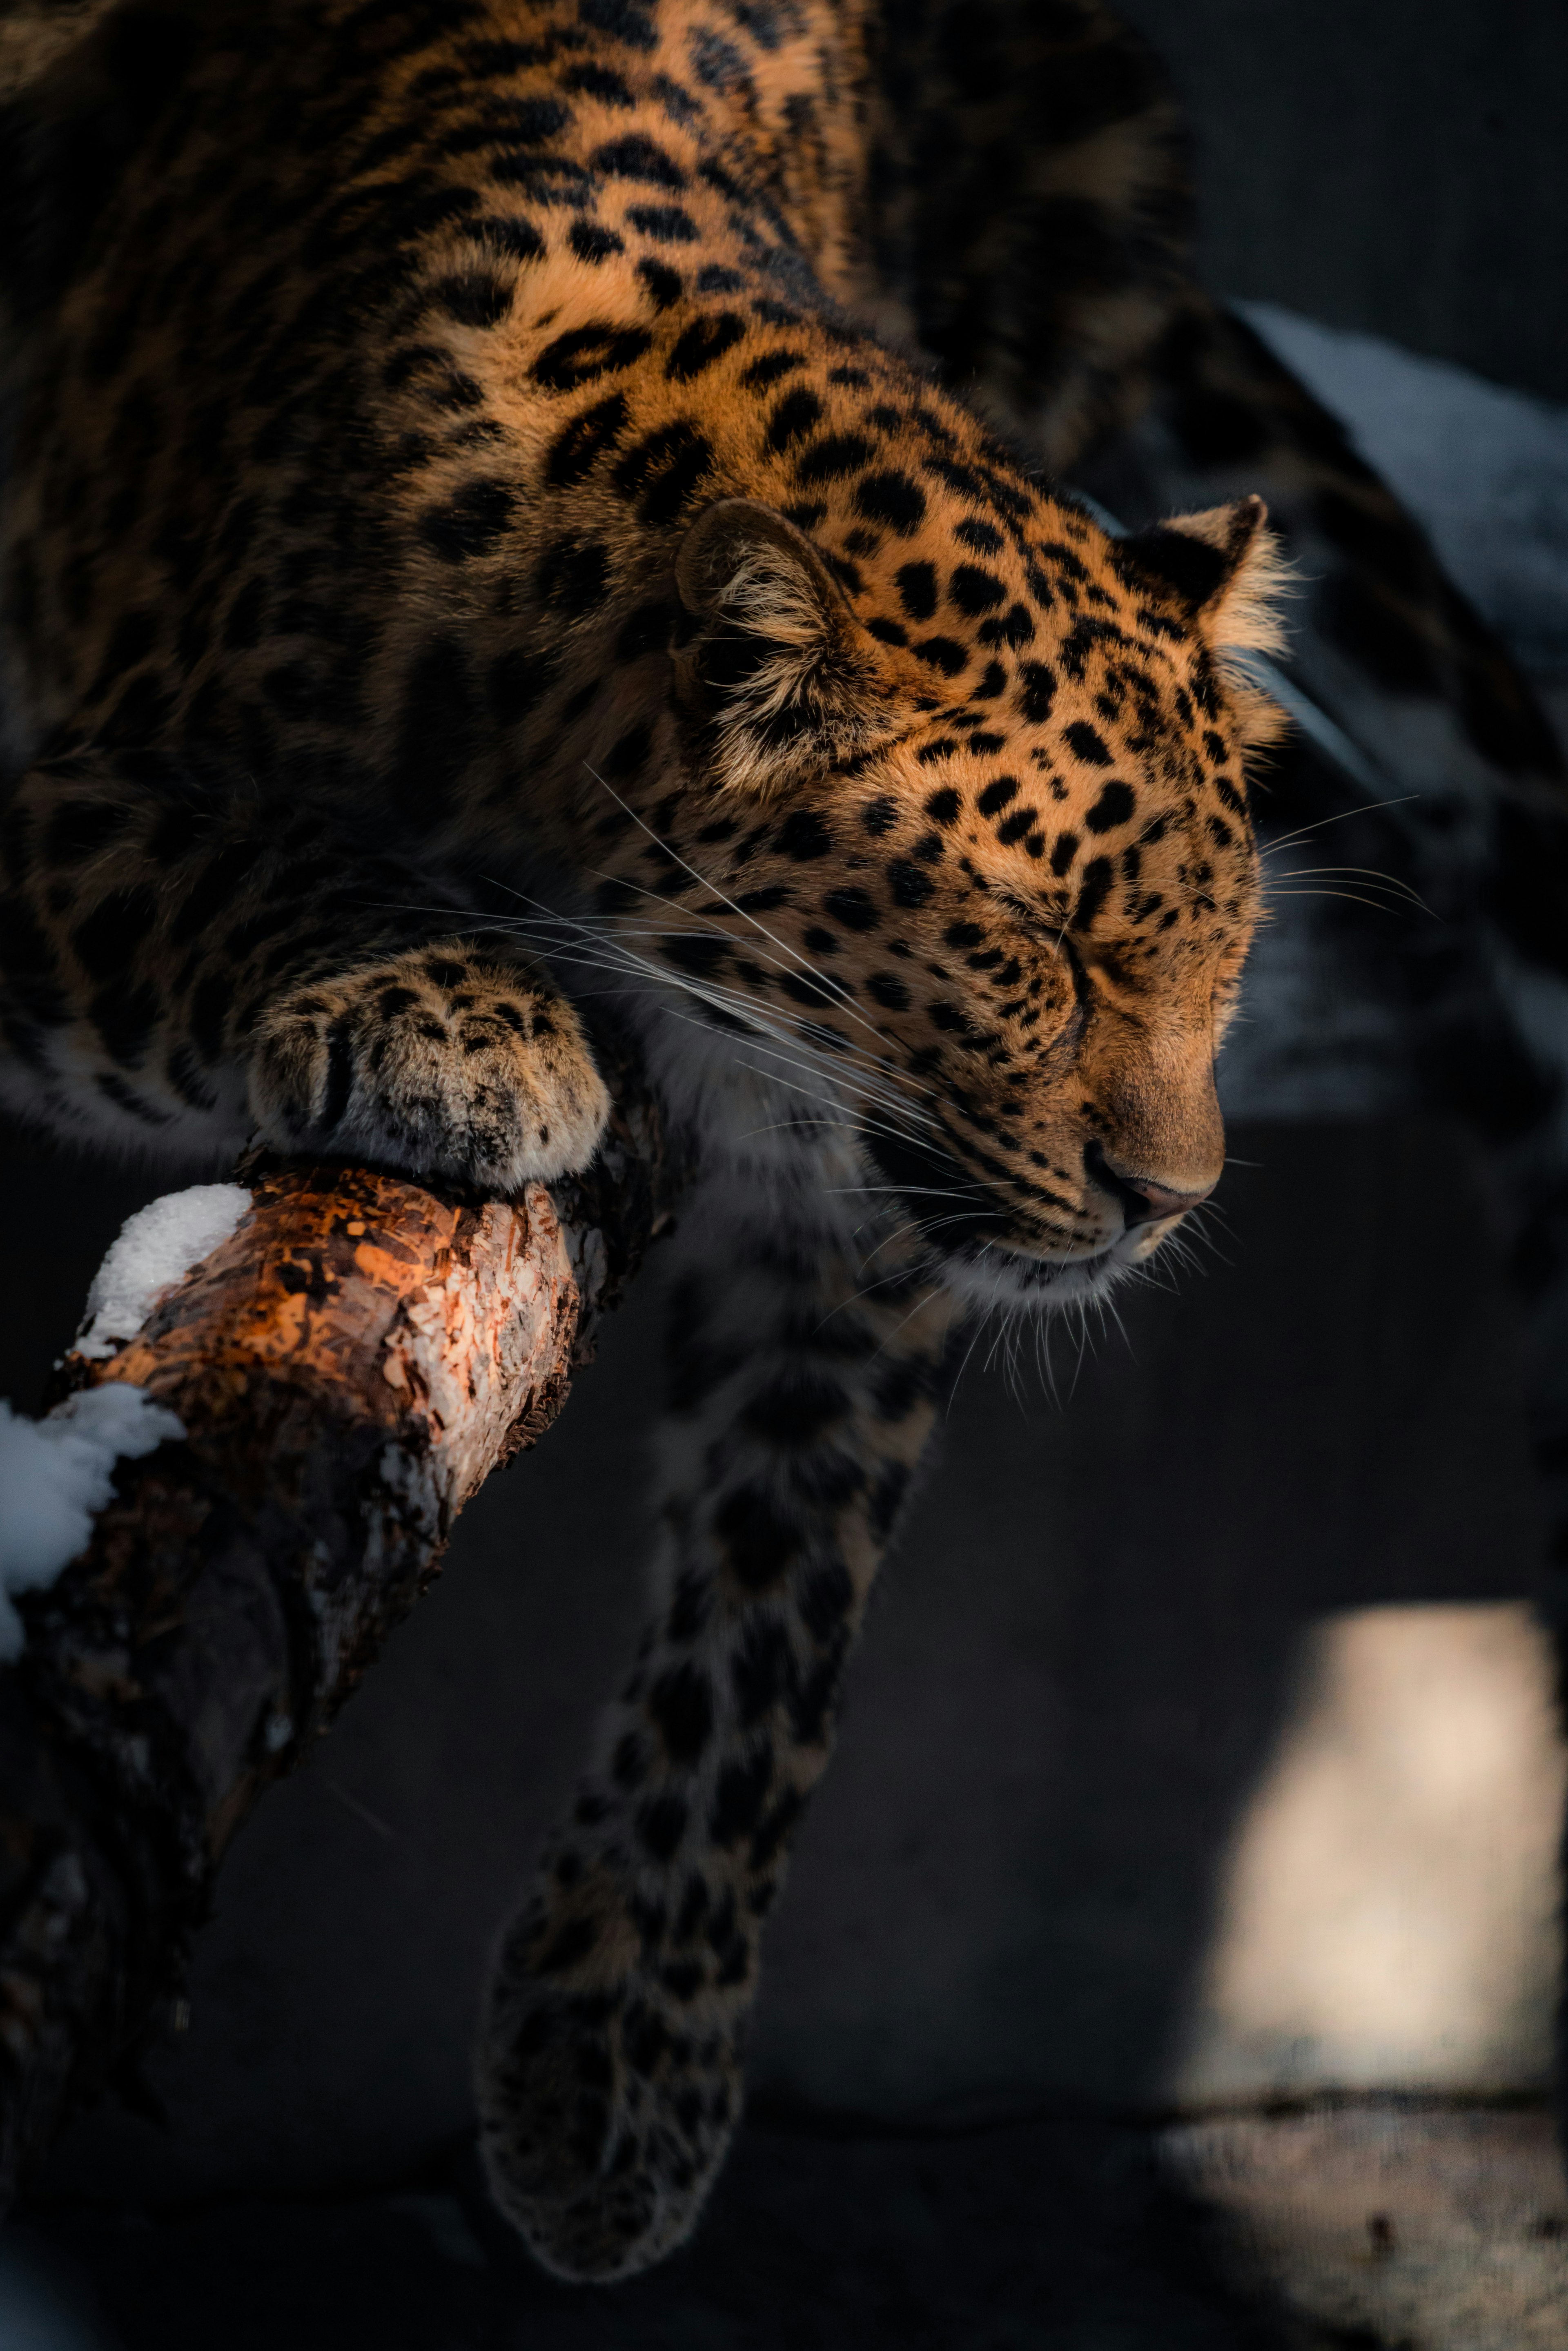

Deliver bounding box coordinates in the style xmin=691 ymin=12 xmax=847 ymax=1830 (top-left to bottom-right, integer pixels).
xmin=1171 ymin=1604 xmax=1568 ymax=2102
xmin=0 ymin=2230 xmax=119 ymax=2350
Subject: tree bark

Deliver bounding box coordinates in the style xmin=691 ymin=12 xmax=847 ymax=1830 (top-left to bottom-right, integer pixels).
xmin=0 ymin=1031 xmax=682 ymax=2206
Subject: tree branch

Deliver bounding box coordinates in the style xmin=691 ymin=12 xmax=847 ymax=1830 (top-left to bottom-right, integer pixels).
xmin=0 ymin=1029 xmax=682 ymax=2206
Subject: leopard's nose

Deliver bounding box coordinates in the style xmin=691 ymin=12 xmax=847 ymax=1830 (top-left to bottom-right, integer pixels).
xmin=1084 ymin=1141 xmax=1215 ymax=1228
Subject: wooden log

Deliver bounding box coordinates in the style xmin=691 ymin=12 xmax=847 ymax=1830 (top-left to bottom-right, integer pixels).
xmin=0 ymin=1036 xmax=682 ymax=2205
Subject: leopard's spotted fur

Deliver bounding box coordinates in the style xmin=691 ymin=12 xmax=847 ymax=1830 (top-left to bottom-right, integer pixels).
xmin=3 ymin=0 xmax=1566 ymax=2286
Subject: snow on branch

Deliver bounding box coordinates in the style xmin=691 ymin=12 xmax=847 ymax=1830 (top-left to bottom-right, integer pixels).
xmin=0 ymin=1032 xmax=681 ymax=2206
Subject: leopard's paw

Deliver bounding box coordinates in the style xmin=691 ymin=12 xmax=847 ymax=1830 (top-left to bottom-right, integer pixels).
xmin=249 ymin=943 xmax=609 ymax=1189
xmin=476 ymin=1952 xmax=740 ymax=2284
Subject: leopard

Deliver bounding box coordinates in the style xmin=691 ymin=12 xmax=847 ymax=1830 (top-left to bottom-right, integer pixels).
xmin=3 ymin=0 xmax=1568 ymax=2291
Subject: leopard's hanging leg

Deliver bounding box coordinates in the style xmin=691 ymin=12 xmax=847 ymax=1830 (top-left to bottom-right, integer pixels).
xmin=0 ymin=747 xmax=607 ymax=1183
xmin=476 ymin=1170 xmax=957 ymax=2282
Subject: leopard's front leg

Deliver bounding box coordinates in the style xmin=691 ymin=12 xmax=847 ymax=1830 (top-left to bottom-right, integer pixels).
xmin=0 ymin=749 xmax=607 ymax=1184
xmin=476 ymin=1173 xmax=958 ymax=2281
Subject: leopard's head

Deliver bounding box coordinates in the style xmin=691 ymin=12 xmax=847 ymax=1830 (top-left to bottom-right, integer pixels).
xmin=627 ymin=484 xmax=1288 ymax=1308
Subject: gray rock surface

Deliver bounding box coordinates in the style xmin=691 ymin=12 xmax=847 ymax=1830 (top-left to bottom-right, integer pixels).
xmin=24 ymin=2117 xmax=1282 ymax=2351
xmin=16 ymin=2107 xmax=1568 ymax=2349
xmin=1171 ymin=2107 xmax=1568 ymax=2349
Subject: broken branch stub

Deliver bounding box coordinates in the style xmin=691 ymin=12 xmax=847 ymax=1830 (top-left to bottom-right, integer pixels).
xmin=0 ymin=1053 xmax=681 ymax=2205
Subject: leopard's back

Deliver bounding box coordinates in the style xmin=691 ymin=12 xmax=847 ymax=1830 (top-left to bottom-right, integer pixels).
xmin=3 ymin=0 xmax=868 ymax=775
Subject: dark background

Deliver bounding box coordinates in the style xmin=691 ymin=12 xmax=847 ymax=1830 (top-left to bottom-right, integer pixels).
xmin=1121 ymin=0 xmax=1568 ymax=401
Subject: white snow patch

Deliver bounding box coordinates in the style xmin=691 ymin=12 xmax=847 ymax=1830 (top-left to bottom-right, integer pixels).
xmin=76 ymin=1182 xmax=250 ymax=1359
xmin=0 ymin=1386 xmax=184 ymax=1656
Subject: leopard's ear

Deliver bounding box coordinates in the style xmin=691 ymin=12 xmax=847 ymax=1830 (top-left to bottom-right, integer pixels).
xmin=1118 ymin=495 xmax=1294 ymax=750
xmin=674 ymin=498 xmax=883 ymax=796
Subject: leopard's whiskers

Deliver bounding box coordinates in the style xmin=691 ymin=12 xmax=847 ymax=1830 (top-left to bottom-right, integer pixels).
xmin=492 ymin=905 xmax=940 ymax=1157
xmin=495 ymin=888 xmax=941 ymax=1146
xmin=579 ymin=765 xmax=947 ymax=1097
xmin=1265 ymin=863 xmax=1432 ymax=915
xmin=1256 ymin=795 xmax=1419 ymax=858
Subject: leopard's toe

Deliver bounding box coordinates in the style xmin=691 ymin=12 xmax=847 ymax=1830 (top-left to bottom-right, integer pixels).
xmin=249 ymin=945 xmax=609 ymax=1190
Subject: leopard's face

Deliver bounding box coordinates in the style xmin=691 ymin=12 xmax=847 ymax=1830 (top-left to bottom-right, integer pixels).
xmin=599 ymin=490 xmax=1285 ymax=1308
xmin=771 ymin=699 xmax=1256 ymax=1310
